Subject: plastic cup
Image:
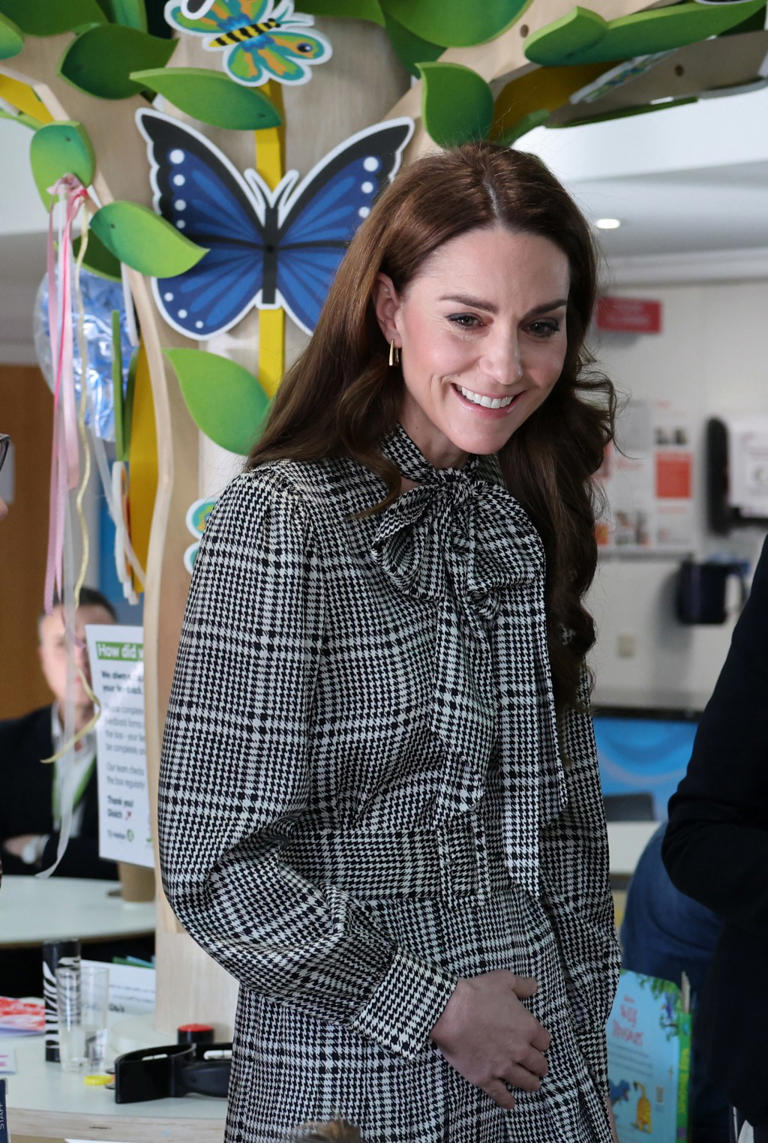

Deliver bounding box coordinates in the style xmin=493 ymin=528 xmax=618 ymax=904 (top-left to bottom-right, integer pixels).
xmin=55 ymin=963 xmax=110 ymax=1073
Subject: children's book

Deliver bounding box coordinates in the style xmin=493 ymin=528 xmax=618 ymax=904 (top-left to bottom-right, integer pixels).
xmin=607 ymin=969 xmax=691 ymax=1142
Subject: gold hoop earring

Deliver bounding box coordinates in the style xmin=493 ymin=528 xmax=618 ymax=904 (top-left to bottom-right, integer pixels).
xmin=388 ymin=340 xmax=400 ymax=367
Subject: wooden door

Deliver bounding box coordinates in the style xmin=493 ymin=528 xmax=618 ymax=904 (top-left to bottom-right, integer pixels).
xmin=0 ymin=363 xmax=54 ymax=719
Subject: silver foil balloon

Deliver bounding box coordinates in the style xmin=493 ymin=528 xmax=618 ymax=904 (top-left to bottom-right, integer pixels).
xmin=34 ymin=269 xmax=134 ymax=443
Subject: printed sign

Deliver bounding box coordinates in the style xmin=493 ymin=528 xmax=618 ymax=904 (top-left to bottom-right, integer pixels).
xmin=85 ymin=624 xmax=154 ymax=868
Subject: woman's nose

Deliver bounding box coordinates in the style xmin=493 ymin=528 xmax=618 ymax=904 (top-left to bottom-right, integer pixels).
xmin=479 ymin=331 xmax=523 ymax=385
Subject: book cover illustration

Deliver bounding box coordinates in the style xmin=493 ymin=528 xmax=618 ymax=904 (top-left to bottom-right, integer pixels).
xmin=607 ymin=969 xmax=691 ymax=1142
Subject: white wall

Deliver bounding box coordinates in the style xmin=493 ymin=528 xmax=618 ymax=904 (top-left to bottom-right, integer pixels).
xmin=588 ymin=277 xmax=768 ymax=710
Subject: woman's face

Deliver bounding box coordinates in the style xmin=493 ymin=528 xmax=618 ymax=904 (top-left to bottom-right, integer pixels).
xmin=374 ymin=225 xmax=570 ymax=469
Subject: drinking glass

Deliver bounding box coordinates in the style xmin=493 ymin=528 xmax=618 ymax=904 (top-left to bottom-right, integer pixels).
xmin=55 ymin=963 xmax=110 ymax=1073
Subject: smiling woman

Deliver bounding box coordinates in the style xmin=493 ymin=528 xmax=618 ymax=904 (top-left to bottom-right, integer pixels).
xmin=159 ymin=142 xmax=620 ymax=1143
xmin=373 ymin=227 xmax=570 ymax=468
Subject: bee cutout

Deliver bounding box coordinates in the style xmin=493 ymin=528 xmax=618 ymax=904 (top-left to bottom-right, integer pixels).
xmin=164 ymin=0 xmax=332 ymax=88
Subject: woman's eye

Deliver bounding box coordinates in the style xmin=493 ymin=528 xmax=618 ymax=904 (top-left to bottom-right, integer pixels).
xmin=527 ymin=319 xmax=561 ymax=338
xmin=448 ymin=313 xmax=481 ymax=329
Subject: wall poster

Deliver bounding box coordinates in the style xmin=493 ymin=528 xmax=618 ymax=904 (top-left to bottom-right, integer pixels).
xmin=596 ymin=399 xmax=694 ymax=552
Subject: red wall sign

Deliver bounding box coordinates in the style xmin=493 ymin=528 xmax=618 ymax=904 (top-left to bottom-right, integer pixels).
xmin=596 ymin=296 xmax=662 ymax=334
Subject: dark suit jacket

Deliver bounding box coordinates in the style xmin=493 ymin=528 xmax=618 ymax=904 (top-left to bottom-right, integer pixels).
xmin=663 ymin=535 xmax=768 ymax=1125
xmin=0 ymin=704 xmax=117 ymax=879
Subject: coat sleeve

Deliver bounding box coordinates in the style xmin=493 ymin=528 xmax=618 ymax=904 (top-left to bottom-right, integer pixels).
xmin=539 ymin=681 xmax=621 ymax=1098
xmin=662 ymin=536 xmax=768 ymax=936
xmin=159 ymin=471 xmax=455 ymax=1058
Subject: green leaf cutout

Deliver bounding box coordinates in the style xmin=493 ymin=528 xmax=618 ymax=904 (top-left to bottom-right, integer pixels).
xmin=124 ymin=346 xmax=137 ymax=453
xmin=0 ymin=0 xmax=105 ymax=35
xmin=494 ymin=109 xmax=551 ymax=147
xmin=0 ymin=11 xmax=22 ymax=57
xmin=73 ymin=230 xmax=123 ymax=280
xmin=164 ymin=349 xmax=271 ymax=456
xmin=381 ymin=0 xmax=526 ymax=47
xmin=525 ymin=1 xmax=766 ymax=67
xmin=90 ymin=201 xmax=208 ymax=277
xmin=383 ymin=13 xmax=442 ymax=76
xmin=297 ymin=0 xmax=384 ymax=23
xmin=99 ymin=0 xmax=146 ymax=30
xmin=30 ymin=121 xmax=95 ymax=209
xmin=0 ymin=107 xmax=40 ymax=129
xmin=131 ymin=67 xmax=282 ymax=131
xmin=59 ymin=23 xmax=175 ymax=99
xmin=112 ymin=309 xmax=127 ymax=461
xmin=419 ymin=63 xmax=494 ymax=148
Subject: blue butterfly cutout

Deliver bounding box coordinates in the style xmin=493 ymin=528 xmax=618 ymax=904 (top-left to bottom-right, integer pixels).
xmin=136 ymin=110 xmax=414 ymax=338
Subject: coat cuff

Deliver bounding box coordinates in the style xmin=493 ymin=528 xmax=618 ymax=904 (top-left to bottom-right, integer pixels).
xmin=348 ymin=947 xmax=456 ymax=1060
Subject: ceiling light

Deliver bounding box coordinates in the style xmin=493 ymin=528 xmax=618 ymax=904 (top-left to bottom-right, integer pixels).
xmin=595 ymin=217 xmax=622 ymax=230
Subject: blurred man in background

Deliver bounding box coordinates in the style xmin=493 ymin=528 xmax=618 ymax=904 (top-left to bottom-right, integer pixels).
xmin=0 ymin=586 xmax=118 ymax=878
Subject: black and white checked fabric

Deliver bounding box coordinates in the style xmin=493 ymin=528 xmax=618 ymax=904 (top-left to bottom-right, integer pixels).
xmin=159 ymin=425 xmax=620 ymax=1143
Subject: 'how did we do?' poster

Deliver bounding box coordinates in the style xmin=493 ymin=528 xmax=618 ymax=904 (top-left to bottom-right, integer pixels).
xmin=85 ymin=625 xmax=154 ymax=869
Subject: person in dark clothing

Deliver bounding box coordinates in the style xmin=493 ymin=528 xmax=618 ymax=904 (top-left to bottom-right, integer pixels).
xmin=663 ymin=535 xmax=768 ymax=1143
xmin=621 ymin=823 xmax=727 ymax=1143
xmin=0 ymin=586 xmax=117 ymax=879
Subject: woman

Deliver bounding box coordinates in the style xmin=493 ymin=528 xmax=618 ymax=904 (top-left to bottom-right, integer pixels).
xmin=159 ymin=142 xmax=620 ymax=1142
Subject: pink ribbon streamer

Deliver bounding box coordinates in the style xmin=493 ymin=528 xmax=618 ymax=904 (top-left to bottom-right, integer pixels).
xmin=44 ymin=176 xmax=91 ymax=616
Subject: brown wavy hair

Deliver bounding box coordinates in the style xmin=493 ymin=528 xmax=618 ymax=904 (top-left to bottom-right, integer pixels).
xmin=248 ymin=142 xmax=616 ymax=716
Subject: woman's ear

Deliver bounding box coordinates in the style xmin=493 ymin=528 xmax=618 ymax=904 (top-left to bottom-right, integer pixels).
xmin=372 ymin=273 xmax=401 ymax=344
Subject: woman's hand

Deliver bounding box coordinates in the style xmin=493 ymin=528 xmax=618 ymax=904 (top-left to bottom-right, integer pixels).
xmin=430 ymin=971 xmax=550 ymax=1109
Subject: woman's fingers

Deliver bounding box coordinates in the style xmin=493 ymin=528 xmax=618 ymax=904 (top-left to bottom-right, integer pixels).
xmin=518 ymin=1045 xmax=549 ymax=1079
xmin=484 ymin=1079 xmax=517 ymax=1110
xmin=502 ymin=1060 xmax=546 ymax=1092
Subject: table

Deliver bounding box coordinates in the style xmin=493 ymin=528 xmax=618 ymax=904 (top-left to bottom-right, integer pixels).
xmin=4 ymin=1033 xmax=226 ymax=1141
xmin=607 ymin=820 xmax=659 ymax=878
xmin=0 ymin=876 xmax=155 ymax=949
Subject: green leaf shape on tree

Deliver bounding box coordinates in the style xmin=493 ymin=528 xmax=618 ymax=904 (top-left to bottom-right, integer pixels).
xmin=130 ymin=67 xmax=282 ymax=131
xmin=0 ymin=107 xmax=41 ymax=129
xmin=419 ymin=63 xmax=494 ymax=148
xmin=0 ymin=0 xmax=105 ymax=35
xmin=29 ymin=121 xmax=95 ymax=209
xmin=525 ymin=1 xmax=766 ymax=67
xmin=59 ymin=23 xmax=176 ymax=99
xmin=98 ymin=0 xmax=146 ymax=30
xmin=112 ymin=309 xmax=128 ymax=461
xmin=0 ymin=11 xmax=22 ymax=57
xmin=164 ymin=349 xmax=271 ymax=456
xmin=494 ymin=109 xmax=551 ymax=146
xmin=73 ymin=230 xmax=122 ymax=280
xmin=295 ymin=0 xmax=384 ymax=23
xmin=90 ymin=201 xmax=208 ymax=277
xmin=381 ymin=0 xmax=527 ymax=47
xmin=383 ymin=12 xmax=442 ymax=76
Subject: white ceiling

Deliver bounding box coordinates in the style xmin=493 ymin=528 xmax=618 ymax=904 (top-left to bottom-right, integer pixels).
xmin=2 ymin=79 xmax=768 ymax=360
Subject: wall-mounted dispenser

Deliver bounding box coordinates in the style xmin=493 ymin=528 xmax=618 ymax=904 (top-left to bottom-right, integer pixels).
xmin=707 ymin=417 xmax=768 ymax=534
xmin=675 ymin=557 xmax=748 ymax=624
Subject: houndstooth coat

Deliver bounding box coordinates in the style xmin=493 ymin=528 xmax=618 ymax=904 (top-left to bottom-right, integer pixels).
xmin=159 ymin=425 xmax=620 ymax=1143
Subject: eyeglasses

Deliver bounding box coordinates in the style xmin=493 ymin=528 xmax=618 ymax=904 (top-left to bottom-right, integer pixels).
xmin=0 ymin=435 xmax=9 ymax=473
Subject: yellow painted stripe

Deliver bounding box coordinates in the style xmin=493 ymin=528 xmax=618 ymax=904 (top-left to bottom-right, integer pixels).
xmin=258 ymin=308 xmax=285 ymax=399
xmin=0 ymin=74 xmax=52 ymax=123
xmin=127 ymin=340 xmax=158 ymax=593
xmin=492 ymin=61 xmax=611 ymax=136
xmin=255 ymin=80 xmax=285 ymax=188
xmin=255 ymin=82 xmax=286 ymax=396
